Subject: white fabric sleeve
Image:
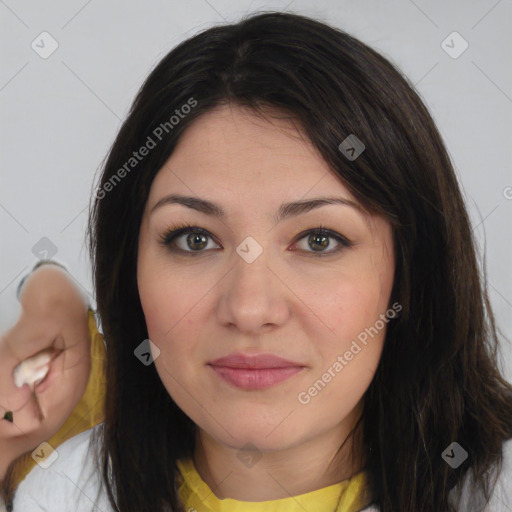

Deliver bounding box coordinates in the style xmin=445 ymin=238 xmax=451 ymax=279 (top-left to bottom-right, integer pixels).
xmin=484 ymin=438 xmax=512 ymax=511
xmin=12 ymin=425 xmax=111 ymax=512
xmin=447 ymin=437 xmax=512 ymax=511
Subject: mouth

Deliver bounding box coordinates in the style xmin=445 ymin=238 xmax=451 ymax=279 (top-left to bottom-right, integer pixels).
xmin=207 ymin=352 xmax=306 ymax=390
xmin=208 ymin=365 xmax=304 ymax=390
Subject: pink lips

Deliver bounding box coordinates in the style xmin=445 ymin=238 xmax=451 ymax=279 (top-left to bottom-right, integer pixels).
xmin=208 ymin=352 xmax=305 ymax=390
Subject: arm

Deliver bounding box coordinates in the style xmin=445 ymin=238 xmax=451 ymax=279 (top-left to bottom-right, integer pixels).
xmin=0 ymin=262 xmax=92 ymax=480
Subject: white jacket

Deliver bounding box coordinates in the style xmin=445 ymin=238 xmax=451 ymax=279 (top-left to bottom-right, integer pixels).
xmin=10 ymin=424 xmax=512 ymax=511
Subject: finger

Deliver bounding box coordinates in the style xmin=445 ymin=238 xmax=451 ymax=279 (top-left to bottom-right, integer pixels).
xmin=0 ymin=395 xmax=43 ymax=435
xmin=0 ymin=335 xmax=65 ymax=413
xmin=2 ymin=311 xmax=64 ymax=363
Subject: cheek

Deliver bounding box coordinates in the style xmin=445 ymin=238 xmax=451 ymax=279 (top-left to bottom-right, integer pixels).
xmin=298 ymin=268 xmax=389 ymax=339
xmin=297 ymin=259 xmax=391 ymax=387
xmin=137 ymin=228 xmax=216 ymax=339
xmin=139 ymin=273 xmax=203 ymax=344
xmin=138 ymin=269 xmax=208 ymax=391
xmin=299 ymin=307 xmax=386 ymax=419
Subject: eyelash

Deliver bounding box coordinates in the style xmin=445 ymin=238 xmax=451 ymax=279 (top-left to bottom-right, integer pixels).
xmin=157 ymin=222 xmax=352 ymax=258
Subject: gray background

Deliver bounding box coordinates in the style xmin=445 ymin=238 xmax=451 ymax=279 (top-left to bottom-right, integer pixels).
xmin=1 ymin=0 xmax=511 ymax=379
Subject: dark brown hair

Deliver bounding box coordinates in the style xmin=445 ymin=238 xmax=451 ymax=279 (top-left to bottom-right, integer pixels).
xmin=84 ymin=11 xmax=512 ymax=512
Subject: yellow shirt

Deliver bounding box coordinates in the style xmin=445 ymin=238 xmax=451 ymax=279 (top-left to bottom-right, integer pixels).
xmin=176 ymin=457 xmax=373 ymax=512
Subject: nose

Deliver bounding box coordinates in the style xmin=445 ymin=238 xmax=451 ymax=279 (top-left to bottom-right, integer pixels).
xmin=216 ymin=247 xmax=291 ymax=334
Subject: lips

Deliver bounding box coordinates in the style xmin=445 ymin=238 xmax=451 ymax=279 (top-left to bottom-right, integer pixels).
xmin=208 ymin=352 xmax=304 ymax=369
xmin=208 ymin=352 xmax=306 ymax=390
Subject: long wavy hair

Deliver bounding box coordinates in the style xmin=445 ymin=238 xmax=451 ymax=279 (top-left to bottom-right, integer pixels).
xmin=85 ymin=11 xmax=512 ymax=512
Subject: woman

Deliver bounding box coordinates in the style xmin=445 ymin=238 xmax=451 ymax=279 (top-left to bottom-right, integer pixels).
xmin=12 ymin=11 xmax=512 ymax=512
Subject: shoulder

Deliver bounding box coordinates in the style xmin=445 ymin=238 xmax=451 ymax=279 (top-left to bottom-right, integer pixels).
xmin=359 ymin=439 xmax=512 ymax=512
xmin=12 ymin=423 xmax=112 ymax=512
xmin=482 ymin=437 xmax=512 ymax=510
xmin=447 ymin=437 xmax=512 ymax=511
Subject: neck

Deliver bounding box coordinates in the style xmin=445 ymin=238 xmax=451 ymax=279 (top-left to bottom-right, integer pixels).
xmin=192 ymin=403 xmax=366 ymax=502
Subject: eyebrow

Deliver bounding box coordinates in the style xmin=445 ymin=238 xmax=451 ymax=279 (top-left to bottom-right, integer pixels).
xmin=150 ymin=194 xmax=365 ymax=223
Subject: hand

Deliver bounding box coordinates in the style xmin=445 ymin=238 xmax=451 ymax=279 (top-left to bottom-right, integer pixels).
xmin=0 ymin=264 xmax=92 ymax=476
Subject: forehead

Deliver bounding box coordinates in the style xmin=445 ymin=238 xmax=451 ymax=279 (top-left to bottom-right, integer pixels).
xmin=148 ymin=104 xmax=358 ymax=206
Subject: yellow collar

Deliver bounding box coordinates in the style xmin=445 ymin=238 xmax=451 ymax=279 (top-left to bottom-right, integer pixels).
xmin=176 ymin=457 xmax=372 ymax=512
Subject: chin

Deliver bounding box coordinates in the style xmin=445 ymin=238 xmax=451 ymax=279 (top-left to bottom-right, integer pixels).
xmin=211 ymin=422 xmax=300 ymax=452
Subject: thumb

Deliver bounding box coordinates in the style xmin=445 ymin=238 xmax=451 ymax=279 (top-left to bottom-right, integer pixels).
xmin=0 ymin=317 xmax=64 ymax=415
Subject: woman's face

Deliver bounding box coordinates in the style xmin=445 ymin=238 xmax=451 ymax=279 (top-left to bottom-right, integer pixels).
xmin=137 ymin=104 xmax=395 ymax=454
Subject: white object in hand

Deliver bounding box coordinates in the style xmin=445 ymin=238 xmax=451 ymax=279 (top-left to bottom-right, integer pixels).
xmin=13 ymin=351 xmax=52 ymax=388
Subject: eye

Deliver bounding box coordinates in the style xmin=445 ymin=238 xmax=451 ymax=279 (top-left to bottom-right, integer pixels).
xmin=291 ymin=226 xmax=351 ymax=257
xmin=158 ymin=223 xmax=221 ymax=255
xmin=158 ymin=223 xmax=351 ymax=257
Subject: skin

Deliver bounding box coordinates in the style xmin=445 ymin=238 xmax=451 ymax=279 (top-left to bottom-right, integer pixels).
xmin=137 ymin=104 xmax=395 ymax=501
xmin=0 ymin=265 xmax=91 ymax=479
